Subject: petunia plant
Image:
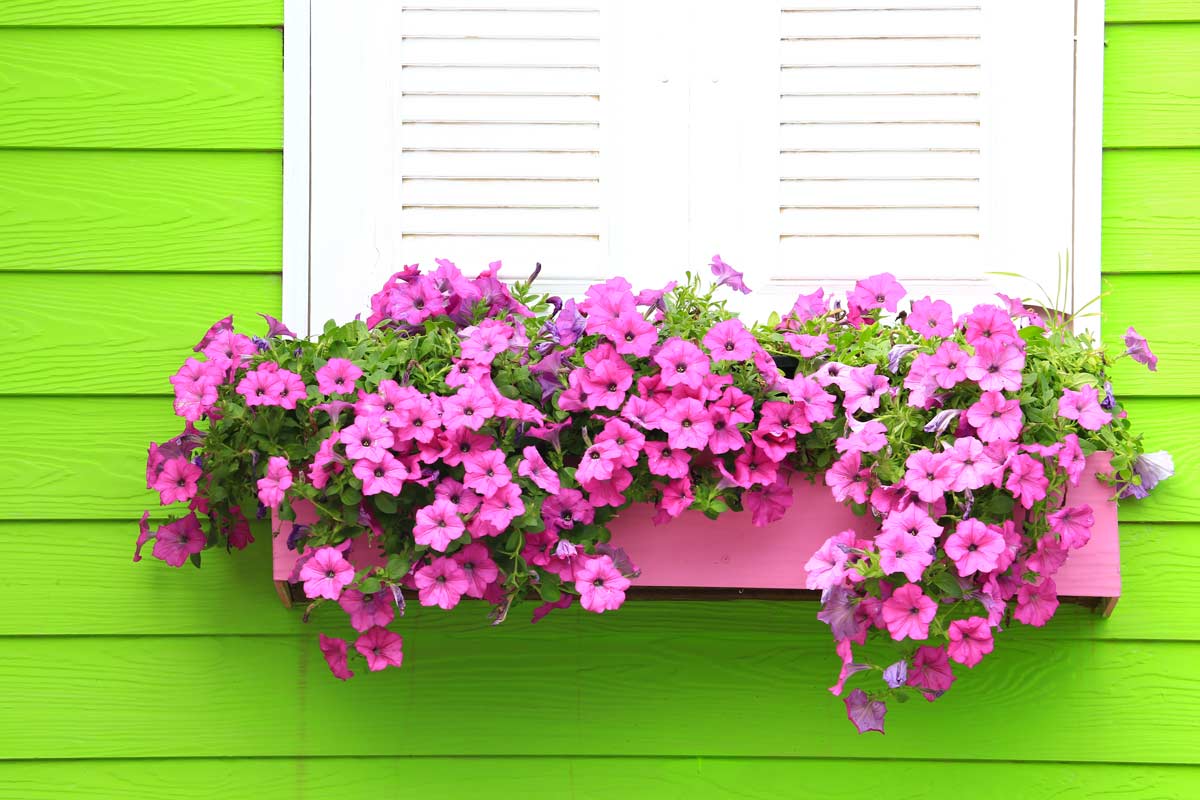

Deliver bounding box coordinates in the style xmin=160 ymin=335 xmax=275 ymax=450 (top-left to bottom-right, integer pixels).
xmin=136 ymin=257 xmax=1170 ymax=732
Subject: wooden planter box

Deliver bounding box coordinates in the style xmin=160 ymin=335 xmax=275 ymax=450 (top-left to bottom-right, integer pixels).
xmin=273 ymin=454 xmax=1120 ymax=614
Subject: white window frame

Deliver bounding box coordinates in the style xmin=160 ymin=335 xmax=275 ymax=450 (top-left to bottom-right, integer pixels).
xmin=282 ymin=0 xmax=1105 ymax=337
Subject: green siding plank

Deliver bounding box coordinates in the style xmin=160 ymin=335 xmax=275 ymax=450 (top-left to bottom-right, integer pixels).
xmin=1 ymin=758 xmax=1198 ymax=800
xmin=1105 ymin=24 xmax=1200 ymax=148
xmin=0 ymin=632 xmax=1195 ymax=762
xmin=0 ymin=398 xmax=1190 ymax=522
xmin=1103 ymin=149 xmax=1200 ymax=274
xmin=0 ymin=29 xmax=281 ymax=149
xmin=3 ymin=520 xmax=1194 ymax=641
xmin=0 ymin=1 xmax=281 ymax=26
xmin=0 ymin=274 xmax=281 ymax=396
xmin=1102 ymin=274 xmax=1200 ymax=396
xmin=0 ymin=151 xmax=280 ymax=273
xmin=1108 ymin=1 xmax=1200 ymax=22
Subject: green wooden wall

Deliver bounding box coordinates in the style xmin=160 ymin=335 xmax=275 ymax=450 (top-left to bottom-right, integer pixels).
xmin=1 ymin=2 xmax=1198 ymax=797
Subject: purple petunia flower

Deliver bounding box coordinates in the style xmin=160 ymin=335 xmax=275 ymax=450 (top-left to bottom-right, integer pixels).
xmin=709 ymin=254 xmax=751 ymax=294
xmin=1123 ymin=326 xmax=1158 ymax=371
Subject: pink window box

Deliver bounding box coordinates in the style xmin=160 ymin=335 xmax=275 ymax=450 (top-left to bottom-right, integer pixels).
xmin=274 ymin=454 xmax=1120 ymax=614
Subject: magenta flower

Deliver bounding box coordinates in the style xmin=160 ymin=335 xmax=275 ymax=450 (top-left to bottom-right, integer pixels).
xmin=965 ymin=340 xmax=1025 ymax=392
xmin=605 ymin=310 xmax=658 ymax=357
xmin=355 ymin=626 xmax=405 ymax=672
xmin=299 ymin=547 xmax=355 ymax=600
xmin=903 ymin=449 xmax=954 ymax=503
xmin=574 ymin=554 xmax=632 ymax=613
xmin=943 ymin=436 xmax=999 ymax=492
xmin=352 ymin=452 xmax=408 ymax=496
xmin=790 ymin=288 xmax=829 ymax=322
xmin=1014 ymin=577 xmax=1059 ymax=627
xmin=826 ymin=451 xmax=869 ymax=504
xmin=453 ymin=542 xmax=500 ymax=599
xmin=151 ymin=513 xmax=206 ymax=567
xmin=944 ymin=518 xmax=1005 ymax=576
xmin=961 ymin=304 xmax=1017 ymax=346
xmin=947 ymin=617 xmax=994 ymax=668
xmin=340 ymin=416 xmax=395 ymax=462
xmin=849 ymin=272 xmax=905 ymax=312
xmin=318 ymin=634 xmax=354 ymax=681
xmin=202 ymin=329 xmax=255 ymax=369
xmin=518 ymin=446 xmax=561 ymax=494
xmin=906 ymin=646 xmax=956 ymax=693
xmin=413 ymin=499 xmax=466 ymax=552
xmin=703 ymin=319 xmax=756 ymax=362
xmin=315 ymin=358 xmax=363 ymax=395
xmin=644 ymin=441 xmax=690 ymax=479
xmin=709 ymin=254 xmax=751 ymax=294
xmin=804 ymin=534 xmax=850 ymax=590
xmin=274 ymin=369 xmax=307 ymax=409
xmin=661 ymin=398 xmax=714 ymax=450
xmin=479 ymin=482 xmax=524 ymax=530
xmin=880 ymin=583 xmax=936 ymax=641
xmin=256 ymin=456 xmax=293 ymax=509
xmin=841 ymin=365 xmax=890 ymax=415
xmin=1123 ymin=326 xmax=1157 ymax=371
xmin=654 ymin=337 xmax=711 ymax=389
xmin=783 ymin=332 xmax=833 ymax=357
xmin=582 ymin=277 xmax=637 ymax=333
xmin=843 ymin=689 xmax=887 ymax=735
xmin=460 ymin=320 xmax=514 ymax=365
xmin=441 ymin=384 xmax=496 ymax=431
xmin=173 ymin=380 xmax=219 ymax=422
xmin=1058 ymin=385 xmax=1112 ymax=430
xmin=1005 ymin=453 xmax=1049 ymax=509
xmin=875 ymin=529 xmax=933 ymax=582
xmin=906 ymin=296 xmax=954 ymax=338
xmin=415 ymin=556 xmax=470 ymax=610
xmin=929 ymin=341 xmax=968 ymax=389
xmin=236 ymin=366 xmax=284 ymax=407
xmin=339 ymin=589 xmax=396 ymax=632
xmin=152 ymin=457 xmax=202 ymax=505
xmin=745 ymin=477 xmax=794 ymax=526
xmin=1047 ymin=504 xmax=1093 ymax=549
xmin=463 ymin=449 xmax=512 ymax=497
xmin=966 ymin=391 xmax=1023 ymax=442
xmin=881 ymin=504 xmax=943 ymax=542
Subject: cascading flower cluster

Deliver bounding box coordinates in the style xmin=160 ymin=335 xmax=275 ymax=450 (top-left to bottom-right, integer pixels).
xmin=135 ymin=257 xmax=1168 ymax=731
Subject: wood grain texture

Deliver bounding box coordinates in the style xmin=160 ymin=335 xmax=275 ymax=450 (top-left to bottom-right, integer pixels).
xmin=0 ymin=273 xmax=281 ymax=395
xmin=0 ymin=0 xmax=281 ymax=26
xmin=1103 ymin=149 xmax=1200 ymax=274
xmin=0 ymin=151 xmax=280 ymax=272
xmin=0 ymin=628 xmax=1196 ymax=762
xmin=1108 ymin=1 xmax=1200 ymax=22
xmin=1 ymin=757 xmax=1198 ymax=800
xmin=0 ymin=29 xmax=281 ymax=149
xmin=1105 ymin=24 xmax=1200 ymax=148
xmin=1 ymin=397 xmax=1188 ymax=523
xmin=1103 ymin=274 xmax=1200 ymax=396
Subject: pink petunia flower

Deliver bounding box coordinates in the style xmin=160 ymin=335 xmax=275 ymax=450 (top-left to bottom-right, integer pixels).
xmin=906 ymin=296 xmax=954 ymax=338
xmin=965 ymin=340 xmax=1025 ymax=392
xmin=1014 ymin=577 xmax=1059 ymax=626
xmin=966 ymin=391 xmax=1023 ymax=442
xmin=460 ymin=319 xmax=514 ymax=365
xmin=825 ymin=452 xmax=870 ymax=504
xmin=943 ymin=436 xmax=999 ymax=492
xmin=453 ymin=542 xmax=500 ymax=599
xmin=479 ymin=482 xmax=525 ymax=531
xmin=237 ymin=366 xmax=284 ymax=407
xmin=849 ymin=272 xmax=906 ymax=312
xmin=881 ymin=504 xmax=942 ymax=542
xmin=318 ymin=634 xmax=354 ymax=680
xmin=703 ymin=319 xmax=757 ymax=361
xmin=256 ymin=456 xmax=293 ymax=508
xmin=947 ymin=617 xmax=994 ymax=668
xmin=355 ymin=626 xmax=405 ymax=671
xmin=944 ymin=518 xmax=1006 ymax=576
xmin=604 ymin=310 xmax=658 ymax=357
xmin=352 ymin=452 xmax=408 ymax=496
xmin=153 ymin=457 xmax=202 ymax=505
xmin=462 ymin=449 xmax=512 ymax=497
xmin=174 ymin=379 xmax=219 ymax=421
xmin=1123 ymin=326 xmax=1157 ymax=371
xmin=929 ymin=341 xmax=969 ymax=389
xmin=906 ymin=646 xmax=956 ymax=693
xmin=653 ymin=337 xmax=711 ymax=389
xmin=299 ymin=547 xmax=355 ymax=600
xmin=202 ymin=329 xmax=256 ymax=369
xmin=710 ymin=254 xmax=751 ymax=294
xmin=903 ymin=449 xmax=954 ymax=503
xmin=413 ymin=499 xmax=466 ymax=552
xmin=393 ymin=392 xmax=441 ymax=443
xmin=881 ymin=583 xmax=936 ymax=641
xmin=1058 ymin=385 xmax=1112 ymax=430
xmin=315 ymin=358 xmax=363 ymax=395
xmin=804 ymin=533 xmax=850 ymax=590
xmin=644 ymin=441 xmax=691 ymax=479
xmin=415 ymin=556 xmax=470 ymax=609
xmin=441 ymin=384 xmax=496 ymax=431
xmin=582 ymin=277 xmax=637 ymax=333
xmin=1005 ymin=453 xmax=1049 ymax=509
xmin=961 ymin=304 xmax=1018 ymax=347
xmin=339 ymin=589 xmax=395 ymax=632
xmin=841 ymin=365 xmax=891 ymax=415
xmin=518 ymin=446 xmax=560 ymax=494
xmin=835 ymin=419 xmax=888 ymax=455
xmin=1049 ymin=504 xmax=1094 ymax=549
xmin=340 ymin=416 xmax=395 ymax=462
xmin=875 ymin=529 xmax=933 ymax=582
xmin=151 ymin=513 xmax=206 ymax=567
xmin=745 ymin=477 xmax=794 ymax=526
xmin=783 ymin=332 xmax=833 ymax=357
xmin=661 ymin=398 xmax=714 ymax=451
xmin=542 ymin=488 xmax=594 ymax=533
xmin=574 ymin=554 xmax=632 ymax=613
